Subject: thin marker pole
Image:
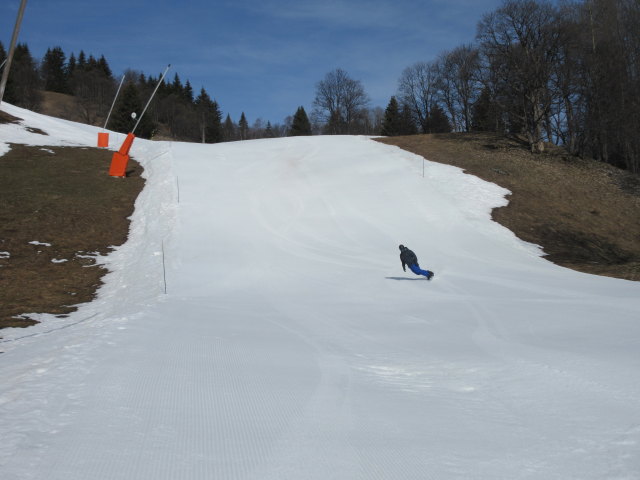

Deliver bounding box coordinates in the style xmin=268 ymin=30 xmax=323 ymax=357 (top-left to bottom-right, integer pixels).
xmin=161 ymin=240 xmax=167 ymax=294
xmin=103 ymin=74 xmax=126 ymax=130
xmin=133 ymin=64 xmax=171 ymax=134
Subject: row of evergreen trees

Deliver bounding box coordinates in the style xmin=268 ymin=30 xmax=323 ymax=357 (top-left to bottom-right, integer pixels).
xmin=0 ymin=42 xmax=314 ymax=141
xmin=380 ymin=96 xmax=450 ymax=137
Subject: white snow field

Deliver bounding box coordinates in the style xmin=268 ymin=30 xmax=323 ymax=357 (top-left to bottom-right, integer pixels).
xmin=1 ymin=104 xmax=640 ymax=480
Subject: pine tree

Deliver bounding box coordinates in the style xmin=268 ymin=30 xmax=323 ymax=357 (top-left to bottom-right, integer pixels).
xmin=290 ymin=106 xmax=312 ymax=136
xmin=471 ymin=87 xmax=500 ymax=132
xmin=238 ymin=112 xmax=249 ymax=140
xmin=194 ymin=88 xmax=223 ymax=143
xmin=86 ymin=54 xmax=98 ymax=72
xmin=265 ymin=121 xmax=274 ymax=138
xmin=67 ymin=53 xmax=77 ymax=77
xmin=171 ymin=73 xmax=183 ymax=96
xmin=183 ymin=80 xmax=194 ymax=104
xmin=41 ymin=46 xmax=69 ymax=93
xmin=381 ymin=96 xmax=401 ymax=136
xmin=77 ymin=50 xmax=86 ymax=70
xmin=4 ymin=43 xmax=41 ymax=109
xmin=97 ymin=55 xmax=112 ymax=78
xmin=427 ymin=104 xmax=452 ymax=133
xmin=223 ymin=114 xmax=235 ymax=141
xmin=210 ymin=100 xmax=223 ymax=142
xmin=399 ymin=103 xmax=418 ymax=135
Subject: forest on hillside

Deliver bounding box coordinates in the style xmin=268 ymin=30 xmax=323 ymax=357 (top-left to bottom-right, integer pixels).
xmin=1 ymin=0 xmax=638 ymax=172
xmin=377 ymin=0 xmax=639 ymax=173
xmin=0 ymin=43 xmax=288 ymax=142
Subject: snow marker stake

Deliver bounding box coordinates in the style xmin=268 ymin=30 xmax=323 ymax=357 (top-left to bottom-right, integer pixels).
xmin=162 ymin=239 xmax=167 ymax=294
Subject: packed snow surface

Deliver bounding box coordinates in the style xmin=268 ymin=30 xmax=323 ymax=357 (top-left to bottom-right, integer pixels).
xmin=1 ymin=104 xmax=640 ymax=479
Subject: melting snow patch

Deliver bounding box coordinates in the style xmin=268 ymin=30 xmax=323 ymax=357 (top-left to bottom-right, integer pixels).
xmin=76 ymin=251 xmax=100 ymax=258
xmin=51 ymin=258 xmax=68 ymax=263
xmin=0 ymin=251 xmax=9 ymax=259
xmin=29 ymin=241 xmax=52 ymax=246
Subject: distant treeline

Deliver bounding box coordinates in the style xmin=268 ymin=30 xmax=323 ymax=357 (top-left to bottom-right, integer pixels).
xmin=0 ymin=43 xmax=312 ymax=142
xmin=2 ymin=0 xmax=639 ymax=172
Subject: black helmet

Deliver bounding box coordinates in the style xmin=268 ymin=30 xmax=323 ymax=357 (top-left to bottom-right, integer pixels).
xmin=399 ymin=245 xmax=406 ymax=251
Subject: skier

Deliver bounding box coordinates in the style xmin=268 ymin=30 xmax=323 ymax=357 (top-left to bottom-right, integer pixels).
xmin=399 ymin=245 xmax=434 ymax=280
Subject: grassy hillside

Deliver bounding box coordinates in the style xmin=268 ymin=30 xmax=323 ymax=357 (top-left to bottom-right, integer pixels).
xmin=0 ymin=111 xmax=144 ymax=329
xmin=377 ymin=133 xmax=640 ymax=281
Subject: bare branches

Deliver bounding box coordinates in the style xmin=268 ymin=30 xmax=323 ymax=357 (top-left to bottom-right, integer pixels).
xmin=313 ymin=68 xmax=370 ymax=134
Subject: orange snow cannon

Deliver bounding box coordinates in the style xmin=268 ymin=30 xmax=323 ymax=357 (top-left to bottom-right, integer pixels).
xmin=118 ymin=132 xmax=136 ymax=156
xmin=108 ymin=133 xmax=136 ymax=177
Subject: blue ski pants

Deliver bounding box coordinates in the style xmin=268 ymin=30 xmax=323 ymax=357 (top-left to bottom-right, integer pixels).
xmin=409 ymin=263 xmax=431 ymax=277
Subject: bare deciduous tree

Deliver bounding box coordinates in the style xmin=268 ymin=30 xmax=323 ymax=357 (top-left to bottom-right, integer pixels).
xmin=313 ymin=68 xmax=370 ymax=134
xmin=397 ymin=61 xmax=439 ymax=133
xmin=439 ymin=45 xmax=482 ymax=132
xmin=477 ymin=0 xmax=562 ymax=153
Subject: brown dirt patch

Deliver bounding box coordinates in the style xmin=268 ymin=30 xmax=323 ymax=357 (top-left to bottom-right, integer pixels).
xmin=40 ymin=91 xmax=81 ymax=122
xmin=0 ymin=144 xmax=144 ymax=329
xmin=0 ymin=110 xmax=21 ymax=124
xmin=377 ymin=133 xmax=640 ymax=281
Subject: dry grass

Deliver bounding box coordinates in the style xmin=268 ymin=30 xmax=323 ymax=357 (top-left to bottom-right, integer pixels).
xmin=377 ymin=133 xmax=640 ymax=281
xmin=0 ymin=143 xmax=144 ymax=329
xmin=0 ymin=109 xmax=21 ymax=125
xmin=39 ymin=91 xmax=88 ymax=124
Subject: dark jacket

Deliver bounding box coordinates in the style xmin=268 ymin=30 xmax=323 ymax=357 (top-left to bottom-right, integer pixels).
xmin=399 ymin=246 xmax=418 ymax=272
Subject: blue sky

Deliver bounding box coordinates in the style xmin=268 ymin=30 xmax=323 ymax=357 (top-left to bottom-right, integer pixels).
xmin=1 ymin=0 xmax=506 ymax=125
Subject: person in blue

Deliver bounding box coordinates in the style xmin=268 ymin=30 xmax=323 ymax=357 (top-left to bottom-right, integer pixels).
xmin=399 ymin=245 xmax=434 ymax=280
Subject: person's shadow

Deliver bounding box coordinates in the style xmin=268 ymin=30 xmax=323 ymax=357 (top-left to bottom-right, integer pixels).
xmin=385 ymin=277 xmax=428 ymax=281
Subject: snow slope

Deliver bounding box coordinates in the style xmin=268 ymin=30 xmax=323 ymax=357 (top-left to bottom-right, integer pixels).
xmin=1 ymin=104 xmax=640 ymax=479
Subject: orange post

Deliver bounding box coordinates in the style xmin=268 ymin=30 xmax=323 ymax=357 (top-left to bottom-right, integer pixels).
xmin=109 ymin=133 xmax=136 ymax=177
xmin=109 ymin=152 xmax=129 ymax=177
xmin=97 ymin=132 xmax=109 ymax=147
xmin=119 ymin=133 xmax=136 ymax=155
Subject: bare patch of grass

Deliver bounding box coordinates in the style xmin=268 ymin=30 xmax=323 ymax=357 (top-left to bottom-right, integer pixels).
xmin=377 ymin=133 xmax=640 ymax=281
xmin=0 ymin=110 xmax=21 ymax=124
xmin=0 ymin=144 xmax=144 ymax=329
